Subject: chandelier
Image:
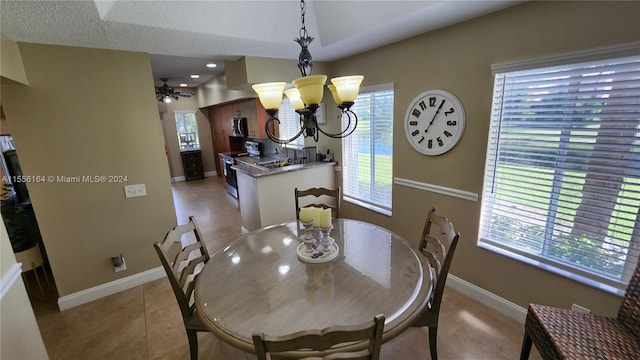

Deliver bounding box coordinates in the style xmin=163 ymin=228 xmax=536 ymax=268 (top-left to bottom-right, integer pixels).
xmin=251 ymin=0 xmax=364 ymax=144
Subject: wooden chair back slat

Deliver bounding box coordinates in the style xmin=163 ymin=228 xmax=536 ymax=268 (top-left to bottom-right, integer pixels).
xmin=412 ymin=207 xmax=461 ymax=360
xmin=295 ymin=187 xmax=341 ymax=219
xmin=253 ymin=314 xmax=384 ymax=360
xmin=153 ymin=216 xmax=211 ymax=360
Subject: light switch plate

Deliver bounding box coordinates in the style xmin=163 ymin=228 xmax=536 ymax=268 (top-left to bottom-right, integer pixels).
xmin=124 ymin=184 xmax=146 ymax=198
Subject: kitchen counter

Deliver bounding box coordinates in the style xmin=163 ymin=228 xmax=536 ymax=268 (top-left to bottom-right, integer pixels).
xmin=234 ymin=159 xmax=336 ymax=232
xmin=233 ymin=156 xmax=336 ymax=178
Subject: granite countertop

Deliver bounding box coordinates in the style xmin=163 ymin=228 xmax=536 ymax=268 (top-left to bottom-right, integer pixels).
xmin=232 ymin=156 xmax=336 ymax=178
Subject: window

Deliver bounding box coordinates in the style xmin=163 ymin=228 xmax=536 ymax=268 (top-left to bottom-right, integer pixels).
xmin=342 ymin=84 xmax=394 ymax=215
xmin=278 ymin=99 xmax=304 ymax=147
xmin=175 ymin=111 xmax=200 ymax=150
xmin=479 ymin=48 xmax=640 ymax=294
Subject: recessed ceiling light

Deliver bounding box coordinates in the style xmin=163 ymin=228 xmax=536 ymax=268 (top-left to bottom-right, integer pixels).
xmin=190 ymin=74 xmax=200 ymax=79
xmin=206 ymin=63 xmax=217 ymax=68
xmin=180 ymin=83 xmax=188 ymax=87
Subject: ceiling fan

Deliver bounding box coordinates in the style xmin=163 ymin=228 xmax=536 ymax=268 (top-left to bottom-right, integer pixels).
xmin=156 ymin=78 xmax=194 ymax=103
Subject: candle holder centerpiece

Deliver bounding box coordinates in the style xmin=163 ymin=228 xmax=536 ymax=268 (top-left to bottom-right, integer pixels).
xmin=297 ymin=207 xmax=338 ymax=263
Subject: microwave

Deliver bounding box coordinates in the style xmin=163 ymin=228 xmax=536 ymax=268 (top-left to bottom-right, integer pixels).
xmin=231 ymin=116 xmax=248 ymax=137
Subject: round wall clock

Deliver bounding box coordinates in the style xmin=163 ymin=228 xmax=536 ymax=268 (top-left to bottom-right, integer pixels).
xmin=404 ymin=89 xmax=465 ymax=156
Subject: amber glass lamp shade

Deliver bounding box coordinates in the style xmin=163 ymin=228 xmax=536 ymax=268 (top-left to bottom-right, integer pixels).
xmin=252 ymin=82 xmax=286 ymax=110
xmin=327 ymin=84 xmax=342 ymax=105
xmin=292 ymin=75 xmax=327 ymax=105
xmin=330 ymin=75 xmax=364 ymax=103
xmin=284 ymin=88 xmax=306 ymax=111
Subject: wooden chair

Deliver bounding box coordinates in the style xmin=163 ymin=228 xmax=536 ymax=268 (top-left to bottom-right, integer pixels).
xmin=295 ymin=187 xmax=341 ymax=219
xmin=519 ymin=261 xmax=640 ymax=360
xmin=153 ymin=216 xmax=211 ymax=360
xmin=252 ymin=314 xmax=385 ymax=360
xmin=411 ymin=207 xmax=461 ymax=360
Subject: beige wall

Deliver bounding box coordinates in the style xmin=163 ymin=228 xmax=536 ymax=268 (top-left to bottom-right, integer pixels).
xmin=331 ymin=1 xmax=640 ymax=316
xmin=197 ymin=73 xmax=255 ymax=108
xmin=1 ymin=43 xmax=177 ymax=297
xmin=0 ymin=34 xmax=28 ymax=85
xmin=158 ymin=92 xmax=216 ymax=179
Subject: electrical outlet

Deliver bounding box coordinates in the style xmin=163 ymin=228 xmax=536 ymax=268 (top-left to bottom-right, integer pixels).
xmin=571 ymin=303 xmax=591 ymax=314
xmin=112 ymin=255 xmax=126 ymax=272
xmin=124 ymin=184 xmax=146 ymax=198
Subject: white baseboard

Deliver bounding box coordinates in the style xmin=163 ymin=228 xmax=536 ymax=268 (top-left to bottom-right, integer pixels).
xmin=57 ymin=266 xmax=166 ymax=311
xmin=446 ymin=274 xmax=527 ymax=324
xmin=172 ymin=172 xmax=218 ymax=183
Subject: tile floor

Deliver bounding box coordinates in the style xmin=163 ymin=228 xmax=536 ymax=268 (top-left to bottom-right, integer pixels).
xmin=28 ymin=176 xmax=542 ymax=359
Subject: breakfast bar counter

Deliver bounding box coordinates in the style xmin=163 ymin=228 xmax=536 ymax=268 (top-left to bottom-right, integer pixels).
xmin=234 ymin=161 xmax=336 ymax=232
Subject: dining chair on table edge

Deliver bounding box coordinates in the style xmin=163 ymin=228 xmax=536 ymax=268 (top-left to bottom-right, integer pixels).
xmin=153 ymin=215 xmax=212 ymax=360
xmin=520 ymin=260 xmax=640 ymax=360
xmin=295 ymin=187 xmax=341 ymax=219
xmin=252 ymin=314 xmax=385 ymax=360
xmin=411 ymin=207 xmax=461 ymax=360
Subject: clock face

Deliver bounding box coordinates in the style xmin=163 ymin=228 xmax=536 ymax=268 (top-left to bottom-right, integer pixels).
xmin=404 ymin=89 xmax=465 ymax=156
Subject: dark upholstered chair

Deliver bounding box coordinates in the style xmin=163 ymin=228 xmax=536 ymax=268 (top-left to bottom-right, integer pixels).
xmin=154 ymin=216 xmax=211 ymax=360
xmin=252 ymin=314 xmax=385 ymax=360
xmin=520 ymin=261 xmax=640 ymax=360
xmin=411 ymin=207 xmax=461 ymax=360
xmin=294 ymin=187 xmax=341 ymax=219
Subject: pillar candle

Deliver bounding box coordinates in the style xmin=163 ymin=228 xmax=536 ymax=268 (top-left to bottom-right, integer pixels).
xmin=299 ymin=207 xmax=314 ymax=223
xmin=312 ymin=207 xmax=322 ymax=228
xmin=319 ymin=208 xmax=332 ymax=228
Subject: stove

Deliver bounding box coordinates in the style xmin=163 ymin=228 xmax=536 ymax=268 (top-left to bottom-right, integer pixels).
xmin=222 ymin=141 xmax=262 ymax=199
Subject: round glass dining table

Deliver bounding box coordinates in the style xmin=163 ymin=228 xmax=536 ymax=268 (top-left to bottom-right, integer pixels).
xmin=194 ymin=218 xmax=433 ymax=354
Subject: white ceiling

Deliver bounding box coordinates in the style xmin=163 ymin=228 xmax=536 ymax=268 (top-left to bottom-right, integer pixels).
xmin=0 ymin=0 xmax=524 ymax=88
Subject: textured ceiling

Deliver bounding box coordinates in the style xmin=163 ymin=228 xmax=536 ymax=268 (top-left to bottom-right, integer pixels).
xmin=0 ymin=0 xmax=524 ymax=88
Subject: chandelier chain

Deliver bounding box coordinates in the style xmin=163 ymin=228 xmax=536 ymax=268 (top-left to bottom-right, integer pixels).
xmin=299 ymin=0 xmax=308 ymax=39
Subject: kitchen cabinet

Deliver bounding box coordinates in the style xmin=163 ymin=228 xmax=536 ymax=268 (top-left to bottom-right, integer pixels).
xmin=208 ymin=98 xmax=277 ymax=175
xmin=232 ymin=98 xmax=275 ymax=138
xmin=181 ymin=150 xmax=204 ymax=181
xmin=209 ymin=104 xmax=233 ymax=175
xmin=249 ymin=99 xmax=276 ymax=138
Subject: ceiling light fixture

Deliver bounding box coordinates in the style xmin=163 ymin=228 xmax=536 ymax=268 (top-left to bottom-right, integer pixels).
xmin=252 ymin=0 xmax=363 ymax=144
xmin=155 ymin=78 xmax=193 ymax=103
xmin=206 ymin=62 xmax=217 ymax=68
xmin=180 ymin=83 xmax=188 ymax=87
xmin=190 ymin=74 xmax=200 ymax=79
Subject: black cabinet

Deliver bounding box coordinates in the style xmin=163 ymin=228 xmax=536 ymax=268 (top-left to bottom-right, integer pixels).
xmin=181 ymin=150 xmax=204 ymax=181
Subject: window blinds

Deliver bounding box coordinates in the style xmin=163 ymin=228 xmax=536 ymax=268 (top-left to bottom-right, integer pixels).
xmin=278 ymin=99 xmax=304 ymax=146
xmin=479 ymin=53 xmax=640 ymax=293
xmin=342 ymin=86 xmax=394 ymax=215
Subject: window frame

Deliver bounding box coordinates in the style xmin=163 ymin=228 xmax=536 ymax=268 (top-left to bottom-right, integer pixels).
xmin=478 ymin=42 xmax=640 ymax=295
xmin=174 ymin=110 xmax=200 ymax=151
xmin=341 ymin=83 xmax=394 ymax=216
